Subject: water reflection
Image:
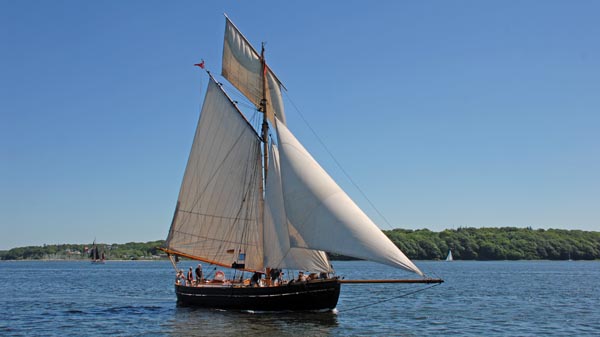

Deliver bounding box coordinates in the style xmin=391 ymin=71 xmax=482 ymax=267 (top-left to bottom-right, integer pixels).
xmin=165 ymin=306 xmax=339 ymax=336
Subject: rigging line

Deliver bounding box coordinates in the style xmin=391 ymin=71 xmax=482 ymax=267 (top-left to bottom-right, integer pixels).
xmin=337 ymin=283 xmax=441 ymax=313
xmin=221 ymin=83 xmax=255 ymax=106
xmin=282 ymin=92 xmax=396 ymax=230
xmin=228 ymin=142 xmax=262 ymax=260
xmin=178 ymin=209 xmax=256 ymax=222
xmin=207 ymin=140 xmax=262 ymax=265
xmin=234 ymin=101 xmax=257 ymax=110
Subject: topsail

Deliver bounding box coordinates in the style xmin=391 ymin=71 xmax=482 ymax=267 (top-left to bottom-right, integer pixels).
xmin=221 ymin=16 xmax=286 ymax=124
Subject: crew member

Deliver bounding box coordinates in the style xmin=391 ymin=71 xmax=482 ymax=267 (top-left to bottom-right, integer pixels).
xmin=195 ymin=264 xmax=203 ymax=284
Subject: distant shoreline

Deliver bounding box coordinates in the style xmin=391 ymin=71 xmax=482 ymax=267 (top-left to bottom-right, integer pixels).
xmin=0 ymin=259 xmax=166 ymax=262
xmin=2 ymin=227 xmax=599 ymax=261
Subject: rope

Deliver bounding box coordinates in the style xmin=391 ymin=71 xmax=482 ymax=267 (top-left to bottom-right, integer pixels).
xmin=338 ymin=283 xmax=441 ymax=313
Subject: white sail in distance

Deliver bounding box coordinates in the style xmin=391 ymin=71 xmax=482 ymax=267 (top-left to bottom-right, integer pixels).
xmin=446 ymin=250 xmax=453 ymax=261
xmin=166 ymin=79 xmax=264 ymax=270
xmin=222 ymin=16 xmax=286 ymax=124
xmin=275 ymin=119 xmax=424 ymax=276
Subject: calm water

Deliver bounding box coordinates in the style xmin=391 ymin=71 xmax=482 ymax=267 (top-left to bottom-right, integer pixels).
xmin=0 ymin=260 xmax=599 ymax=336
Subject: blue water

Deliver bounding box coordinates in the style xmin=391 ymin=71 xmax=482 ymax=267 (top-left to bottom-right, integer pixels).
xmin=0 ymin=260 xmax=598 ymax=336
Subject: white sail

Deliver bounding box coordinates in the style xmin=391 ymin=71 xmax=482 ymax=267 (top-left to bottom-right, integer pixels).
xmin=166 ymin=79 xmax=264 ymax=270
xmin=263 ymin=144 xmax=331 ymax=272
xmin=275 ymin=120 xmax=423 ymax=276
xmin=222 ymin=17 xmax=286 ymax=124
xmin=446 ymin=250 xmax=453 ymax=261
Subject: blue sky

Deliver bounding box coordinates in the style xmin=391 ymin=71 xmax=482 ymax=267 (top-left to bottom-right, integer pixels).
xmin=1 ymin=1 xmax=598 ymax=250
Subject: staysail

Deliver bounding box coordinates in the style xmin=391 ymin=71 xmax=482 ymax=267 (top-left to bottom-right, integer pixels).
xmin=263 ymin=144 xmax=331 ymax=272
xmin=275 ymin=119 xmax=424 ymax=276
xmin=165 ymin=79 xmax=264 ymax=270
xmin=222 ymin=16 xmax=286 ymax=124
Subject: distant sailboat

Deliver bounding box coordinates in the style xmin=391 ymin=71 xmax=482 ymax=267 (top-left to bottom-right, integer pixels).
xmin=445 ymin=250 xmax=453 ymax=261
xmin=89 ymin=240 xmax=105 ymax=264
xmin=159 ymin=15 xmax=442 ymax=311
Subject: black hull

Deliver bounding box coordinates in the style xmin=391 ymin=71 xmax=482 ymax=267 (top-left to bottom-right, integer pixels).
xmin=175 ymin=279 xmax=341 ymax=311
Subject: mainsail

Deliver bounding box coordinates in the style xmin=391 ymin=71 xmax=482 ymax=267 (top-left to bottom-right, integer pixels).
xmin=166 ymin=79 xmax=264 ymax=270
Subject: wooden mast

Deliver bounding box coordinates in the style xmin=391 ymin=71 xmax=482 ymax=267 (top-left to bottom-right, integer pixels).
xmin=260 ymin=43 xmax=269 ymax=183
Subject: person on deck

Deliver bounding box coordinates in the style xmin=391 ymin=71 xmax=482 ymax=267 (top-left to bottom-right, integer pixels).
xmin=187 ymin=267 xmax=193 ymax=286
xmin=176 ymin=270 xmax=185 ymax=285
xmin=270 ymin=268 xmax=281 ymax=286
xmin=250 ymin=272 xmax=261 ymax=287
xmin=195 ymin=264 xmax=203 ymax=285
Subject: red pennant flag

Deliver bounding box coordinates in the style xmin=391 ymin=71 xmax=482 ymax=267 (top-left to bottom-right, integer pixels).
xmin=194 ymin=60 xmax=205 ymax=69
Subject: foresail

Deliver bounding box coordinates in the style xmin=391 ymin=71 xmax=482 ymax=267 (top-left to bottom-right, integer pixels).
xmin=166 ymin=79 xmax=263 ymax=270
xmin=263 ymin=144 xmax=331 ymax=272
xmin=222 ymin=16 xmax=286 ymax=124
xmin=275 ymin=120 xmax=424 ymax=276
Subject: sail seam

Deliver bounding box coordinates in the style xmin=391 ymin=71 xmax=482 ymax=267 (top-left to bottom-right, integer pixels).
xmin=178 ymin=209 xmax=256 ymax=222
xmin=170 ymin=231 xmax=259 ymax=248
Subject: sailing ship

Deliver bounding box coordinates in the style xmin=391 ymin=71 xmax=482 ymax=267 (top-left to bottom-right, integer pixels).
xmin=89 ymin=240 xmax=105 ymax=264
xmin=446 ymin=250 xmax=453 ymax=261
xmin=160 ymin=15 xmax=442 ymax=311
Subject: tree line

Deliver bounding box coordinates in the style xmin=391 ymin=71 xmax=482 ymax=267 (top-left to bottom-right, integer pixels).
xmin=1 ymin=228 xmax=598 ymax=261
xmin=384 ymin=227 xmax=600 ymax=260
xmin=0 ymin=240 xmax=165 ymax=260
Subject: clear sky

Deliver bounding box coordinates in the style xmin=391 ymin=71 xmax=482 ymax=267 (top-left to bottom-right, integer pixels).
xmin=1 ymin=1 xmax=599 ymax=250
